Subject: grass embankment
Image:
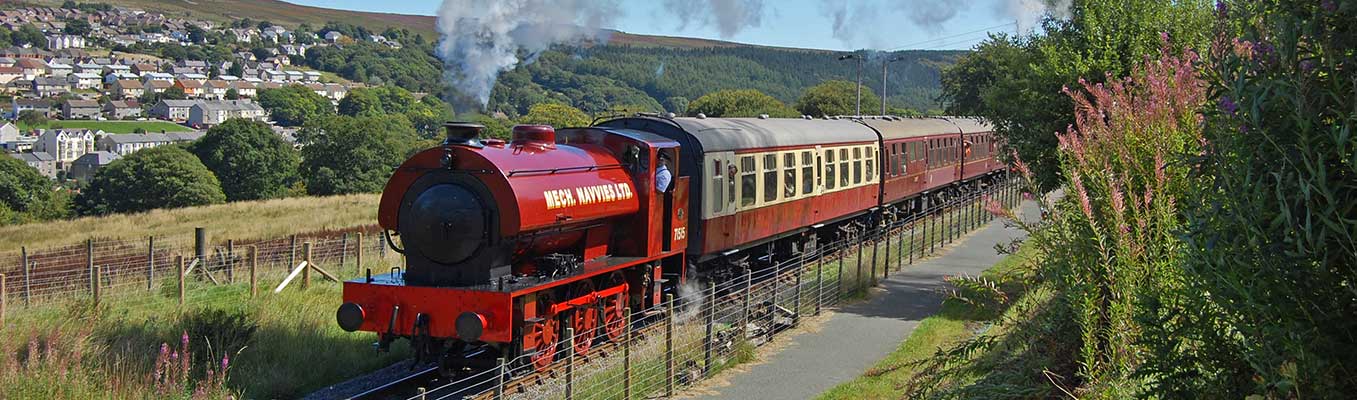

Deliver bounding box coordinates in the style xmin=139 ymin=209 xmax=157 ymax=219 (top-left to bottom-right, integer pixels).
xmin=0 ymin=255 xmax=410 ymax=399
xmin=0 ymin=193 xmax=379 ymax=252
xmin=818 ymin=244 xmax=1038 ymax=400
xmin=17 ymin=120 xmax=194 ymax=134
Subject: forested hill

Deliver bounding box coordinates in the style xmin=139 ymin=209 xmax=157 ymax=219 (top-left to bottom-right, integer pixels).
xmin=488 ymin=46 xmax=963 ymax=117
xmin=38 ymin=0 xmax=964 ymax=115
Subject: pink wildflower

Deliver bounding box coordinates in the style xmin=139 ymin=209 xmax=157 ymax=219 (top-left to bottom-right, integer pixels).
xmin=1070 ymin=171 xmax=1095 ymax=220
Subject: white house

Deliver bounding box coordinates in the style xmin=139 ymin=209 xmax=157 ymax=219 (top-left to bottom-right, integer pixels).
xmin=188 ymin=99 xmax=266 ymax=127
xmin=35 ymin=128 xmax=99 ymax=167
xmin=67 ymin=72 xmax=101 ymax=90
xmin=46 ymin=34 xmax=86 ymax=50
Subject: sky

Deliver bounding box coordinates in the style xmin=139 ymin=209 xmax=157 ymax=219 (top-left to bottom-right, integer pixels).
xmin=283 ymin=0 xmax=1027 ymax=51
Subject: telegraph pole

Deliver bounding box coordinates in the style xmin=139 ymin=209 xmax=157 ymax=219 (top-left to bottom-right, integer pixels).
xmin=881 ymin=56 xmax=905 ymax=115
xmin=838 ymin=53 xmax=864 ymax=117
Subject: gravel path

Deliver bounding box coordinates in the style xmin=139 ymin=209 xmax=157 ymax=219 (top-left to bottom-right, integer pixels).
xmin=686 ymin=201 xmax=1037 ymax=400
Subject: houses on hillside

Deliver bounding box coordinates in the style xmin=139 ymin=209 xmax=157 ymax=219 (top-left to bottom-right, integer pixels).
xmin=97 ymin=131 xmax=202 ymax=156
xmin=188 ymin=99 xmax=266 ymax=127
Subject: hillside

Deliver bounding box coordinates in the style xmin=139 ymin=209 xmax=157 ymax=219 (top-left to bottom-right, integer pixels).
xmin=25 ymin=0 xmax=962 ymax=112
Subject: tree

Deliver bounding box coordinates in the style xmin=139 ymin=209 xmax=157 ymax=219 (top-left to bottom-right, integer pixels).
xmin=225 ymin=88 xmax=240 ymax=100
xmin=64 ymin=20 xmax=92 ymax=36
xmin=15 ymin=24 xmax=46 ymax=48
xmin=519 ymin=103 xmax=590 ymax=128
xmin=257 ymin=84 xmax=335 ymax=127
xmin=299 ymin=115 xmax=420 ymax=196
xmin=0 ymin=156 xmax=55 ymax=216
xmin=17 ymin=110 xmax=48 ymax=127
xmin=664 ymin=96 xmax=689 ymax=115
xmin=938 ymin=0 xmax=1212 ymax=190
xmin=75 ymin=146 xmax=226 ymax=215
xmin=687 ymin=89 xmax=797 ymax=118
xmin=795 ymin=80 xmax=882 ymax=117
xmin=226 ymin=62 xmax=244 ymax=78
xmin=189 ymin=119 xmax=300 ymax=201
xmin=336 ymin=88 xmax=383 ymax=117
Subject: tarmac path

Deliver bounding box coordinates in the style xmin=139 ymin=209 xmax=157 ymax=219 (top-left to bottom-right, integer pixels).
xmin=686 ymin=200 xmax=1037 ymax=400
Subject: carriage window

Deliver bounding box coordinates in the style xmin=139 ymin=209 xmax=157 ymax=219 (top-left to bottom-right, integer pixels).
xmin=711 ymin=159 xmax=724 ymax=213
xmin=839 ymin=148 xmax=850 ymax=187
xmin=783 ymin=153 xmax=797 ymax=199
xmin=852 ymin=148 xmax=862 ymax=185
xmin=801 ymin=152 xmax=814 ymax=195
xmin=866 ymin=147 xmax=875 ymax=182
xmin=825 ymin=150 xmax=837 ymax=190
xmin=763 ymin=154 xmax=778 ymax=203
xmin=740 ymin=156 xmax=756 ymax=207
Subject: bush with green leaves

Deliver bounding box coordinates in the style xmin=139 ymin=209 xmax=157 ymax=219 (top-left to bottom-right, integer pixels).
xmin=75 ymin=146 xmax=226 ymax=215
xmin=1138 ymin=1 xmax=1357 ymax=397
xmin=257 ymin=84 xmax=335 ymax=127
xmin=687 ymin=88 xmax=797 ymax=118
xmin=518 ymin=103 xmax=591 ymax=128
xmin=189 ymin=119 xmax=301 ymax=202
xmin=939 ymin=0 xmax=1213 ymax=190
xmin=299 ymin=115 xmax=421 ymax=196
xmin=0 ymin=155 xmax=69 ymax=225
xmin=795 ymin=79 xmax=882 ymax=117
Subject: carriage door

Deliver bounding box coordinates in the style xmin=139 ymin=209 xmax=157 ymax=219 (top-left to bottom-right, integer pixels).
xmin=660 ymin=146 xmax=688 ymax=253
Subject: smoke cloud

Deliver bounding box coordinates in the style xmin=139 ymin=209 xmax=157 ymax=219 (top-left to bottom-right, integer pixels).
xmin=820 ymin=0 xmax=1072 ymax=48
xmin=435 ymin=0 xmax=622 ymax=106
xmin=661 ymin=0 xmax=767 ymax=39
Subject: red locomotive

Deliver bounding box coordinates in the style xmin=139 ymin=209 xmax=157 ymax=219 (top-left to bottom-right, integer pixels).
xmin=337 ymin=115 xmax=1005 ymax=374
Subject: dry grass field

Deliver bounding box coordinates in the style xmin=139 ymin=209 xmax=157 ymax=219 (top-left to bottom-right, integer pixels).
xmin=0 ymin=194 xmax=380 ymax=252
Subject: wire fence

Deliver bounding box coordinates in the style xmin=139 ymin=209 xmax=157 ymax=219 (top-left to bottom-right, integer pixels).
xmin=399 ymin=176 xmax=1021 ymax=400
xmin=0 ymin=225 xmax=396 ymax=321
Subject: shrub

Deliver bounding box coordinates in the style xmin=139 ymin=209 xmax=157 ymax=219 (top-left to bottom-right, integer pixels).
xmin=75 ymin=146 xmax=226 ymax=215
xmin=190 ymin=119 xmax=301 ymax=201
xmin=1141 ymin=1 xmax=1357 ymax=397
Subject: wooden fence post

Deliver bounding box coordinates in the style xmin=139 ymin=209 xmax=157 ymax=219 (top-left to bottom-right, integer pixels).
xmin=743 ymin=269 xmax=752 ymax=333
xmin=339 ymin=233 xmax=348 ymax=275
xmin=566 ymin=327 xmax=575 ymax=400
xmin=21 ymin=247 xmax=30 ymax=307
xmin=86 ymin=238 xmax=94 ymax=295
xmin=303 ymin=242 xmax=312 ymax=290
xmin=883 ymin=218 xmax=892 ymax=277
xmin=815 ymin=249 xmax=823 ymax=315
xmin=147 ymin=237 xmax=155 ymax=291
xmin=495 ymin=357 xmax=505 ymax=399
xmin=665 ymin=293 xmax=675 ymax=398
xmin=289 ymin=235 xmax=298 ymax=272
xmin=870 ymin=219 xmax=879 ymax=284
xmin=769 ymin=262 xmax=778 ymax=343
xmin=177 ymin=256 xmax=185 ymax=308
xmin=93 ymin=265 xmax=101 ymax=306
xmin=704 ymin=281 xmax=715 ymax=376
xmin=794 ymin=259 xmax=803 ymax=325
xmin=356 ymin=232 xmax=364 ymax=277
xmin=226 ymin=239 xmax=235 ymax=284
xmin=249 ymin=246 xmax=258 ymax=298
xmin=855 ymin=232 xmax=863 ymax=290
xmin=623 ymin=307 xmax=632 ymax=399
xmin=1 ymin=273 xmax=6 ymax=324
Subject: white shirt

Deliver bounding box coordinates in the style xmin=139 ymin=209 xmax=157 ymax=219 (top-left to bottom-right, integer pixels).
xmin=655 ymin=164 xmax=672 ymax=193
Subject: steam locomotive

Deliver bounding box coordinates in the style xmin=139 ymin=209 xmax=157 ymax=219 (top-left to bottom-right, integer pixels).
xmin=336 ymin=114 xmax=1006 ymax=374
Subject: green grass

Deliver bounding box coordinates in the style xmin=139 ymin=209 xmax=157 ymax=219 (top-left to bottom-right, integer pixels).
xmin=0 ymin=193 xmax=379 ymax=252
xmin=0 ymin=256 xmax=410 ymax=399
xmin=817 ymin=244 xmax=1036 ymax=400
xmin=18 ymin=120 xmax=193 ymax=134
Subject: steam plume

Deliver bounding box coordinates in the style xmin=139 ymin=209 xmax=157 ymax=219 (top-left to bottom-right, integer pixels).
xmin=435 ymin=0 xmax=621 ymax=106
xmin=661 ymin=0 xmax=767 ymax=38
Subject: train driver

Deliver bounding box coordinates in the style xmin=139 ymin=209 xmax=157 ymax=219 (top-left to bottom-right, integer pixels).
xmin=655 ymin=152 xmax=673 ymax=193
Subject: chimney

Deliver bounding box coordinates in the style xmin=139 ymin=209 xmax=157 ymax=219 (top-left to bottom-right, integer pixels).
xmin=442 ymin=122 xmax=485 ymax=148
